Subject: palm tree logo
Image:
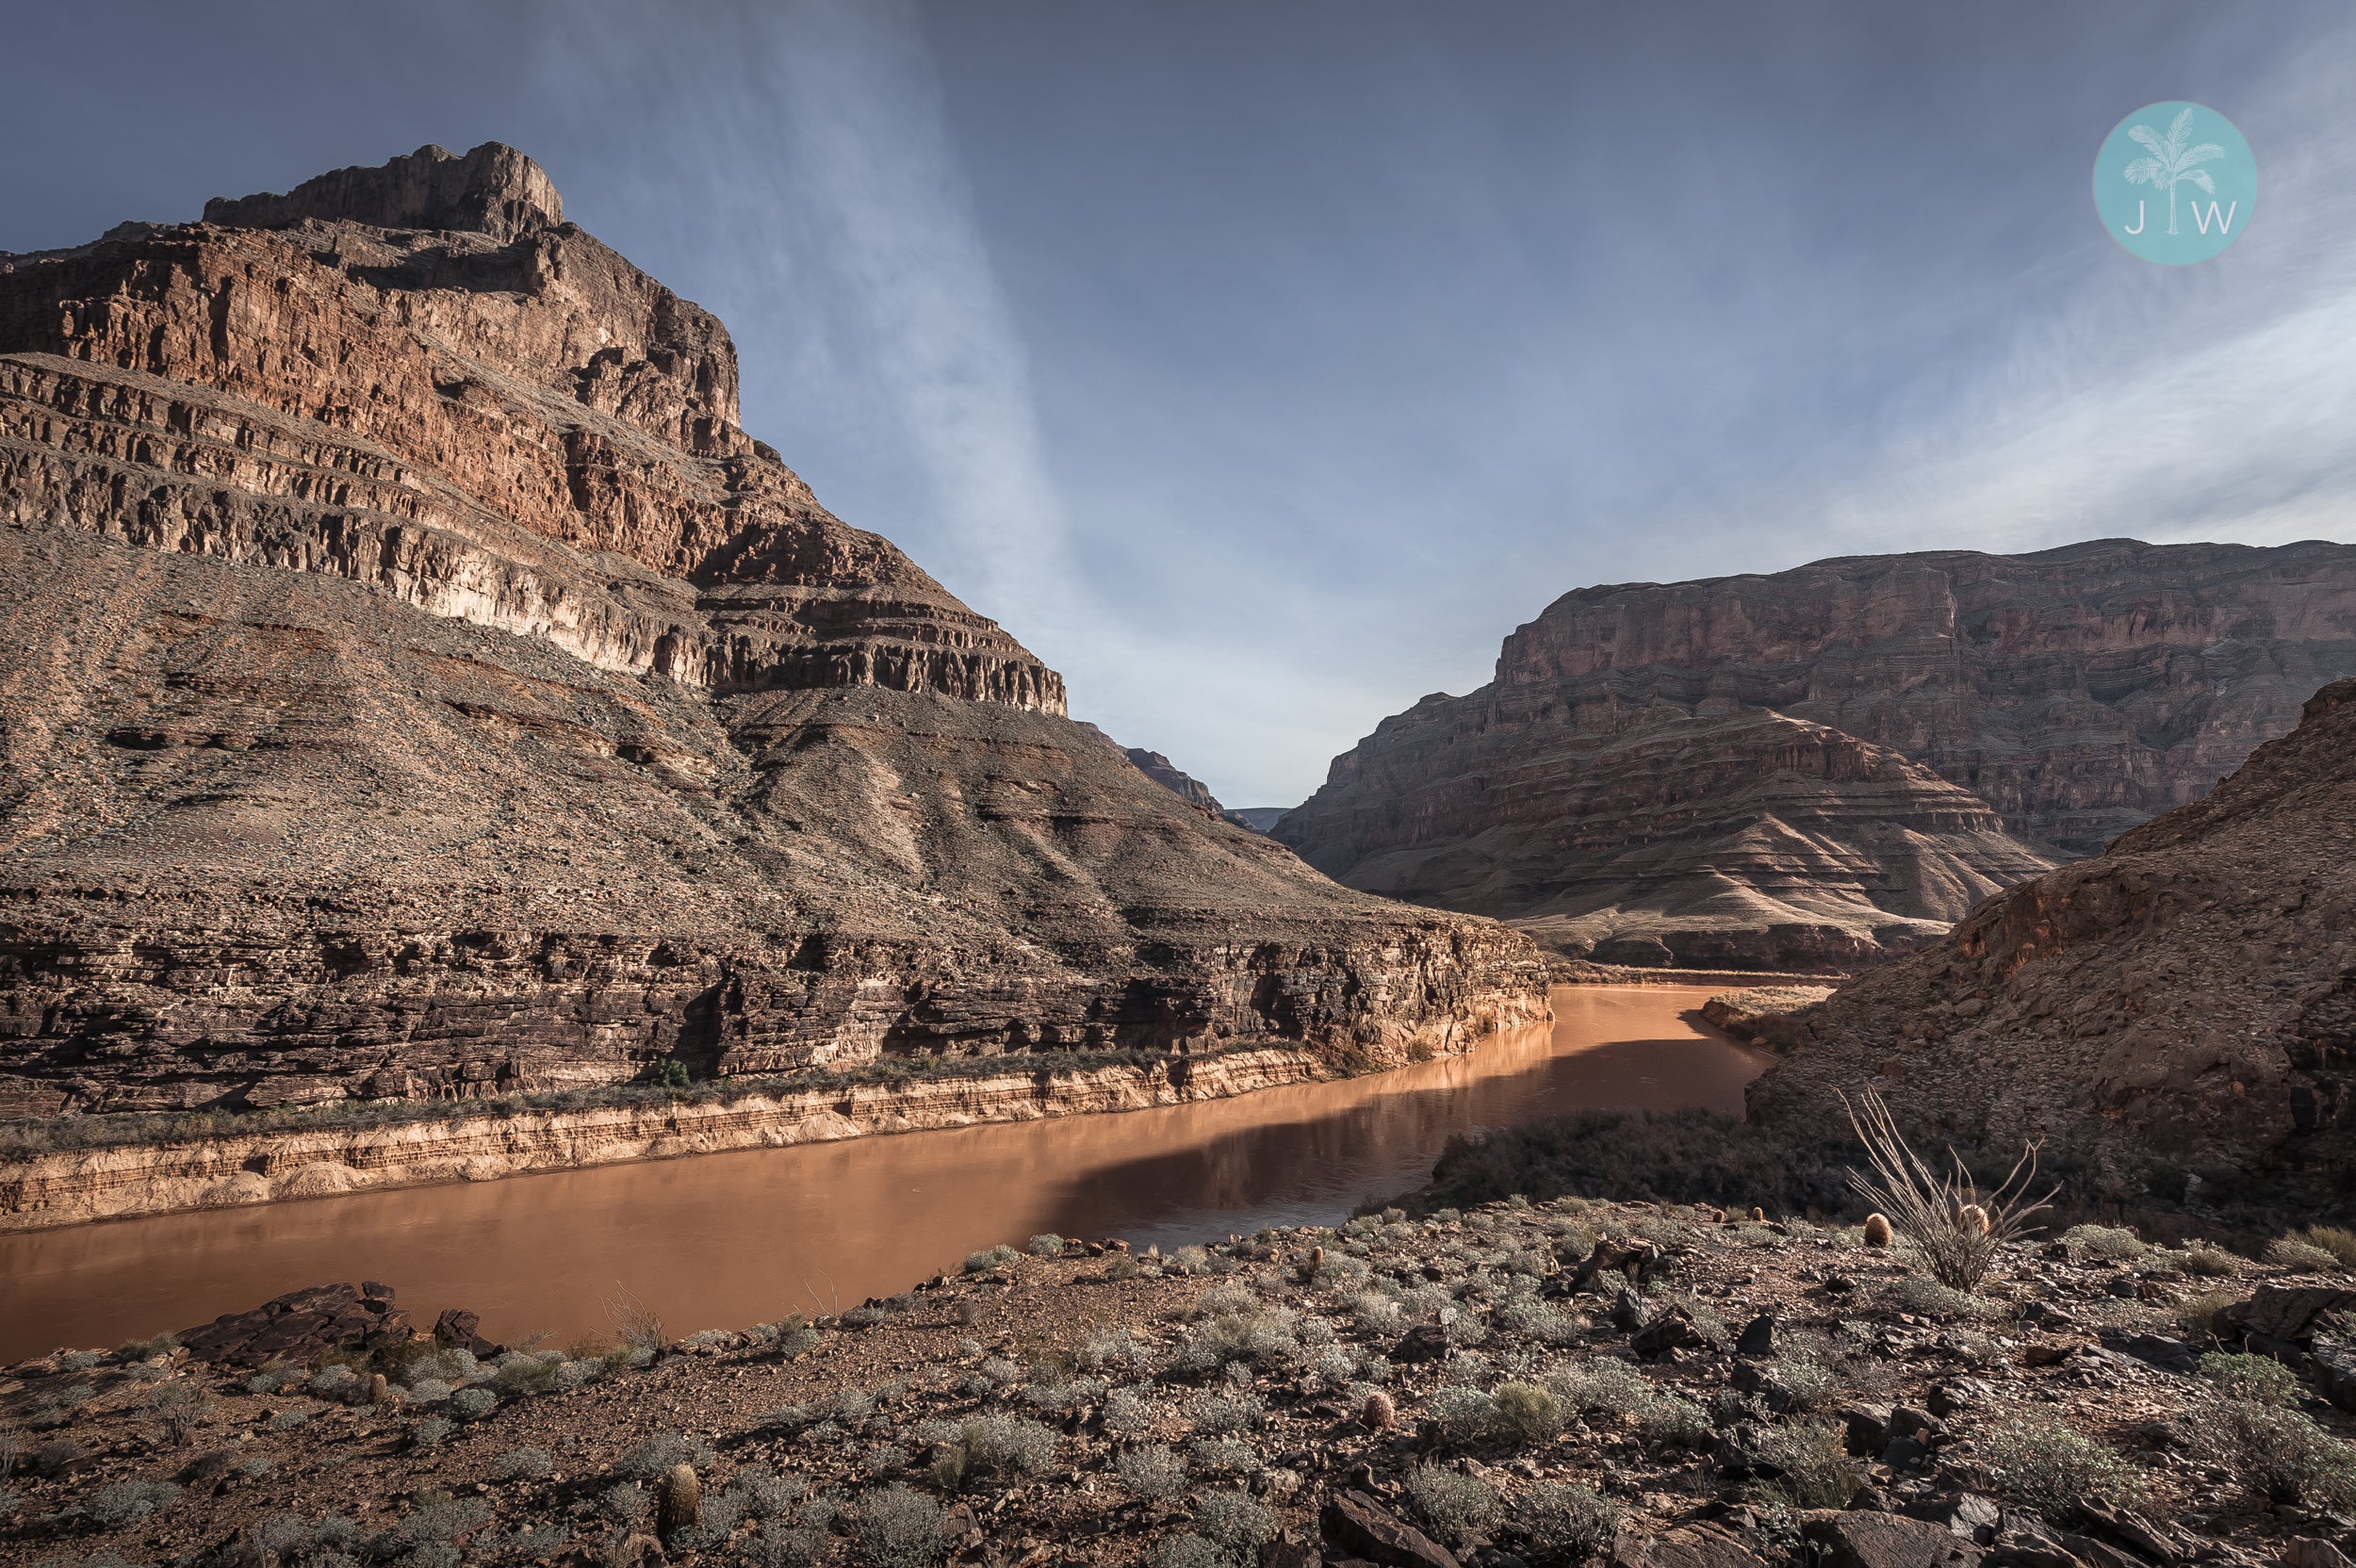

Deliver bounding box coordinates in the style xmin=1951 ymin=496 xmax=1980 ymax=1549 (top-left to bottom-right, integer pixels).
xmin=2121 ymin=106 xmax=2224 ymax=236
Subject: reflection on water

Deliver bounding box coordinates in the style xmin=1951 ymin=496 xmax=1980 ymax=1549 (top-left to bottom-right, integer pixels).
xmin=0 ymin=986 xmax=1766 ymax=1361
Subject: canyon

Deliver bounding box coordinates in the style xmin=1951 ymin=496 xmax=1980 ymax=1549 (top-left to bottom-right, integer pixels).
xmin=1748 ymin=675 xmax=2356 ymax=1177
xmin=1276 ymin=540 xmax=2356 ymax=972
xmin=0 ymin=142 xmax=1547 ymax=1129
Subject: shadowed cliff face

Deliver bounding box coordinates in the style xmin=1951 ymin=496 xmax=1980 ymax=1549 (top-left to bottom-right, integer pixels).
xmin=0 ymin=142 xmax=1548 ymax=1119
xmin=1748 ymin=678 xmax=2356 ymax=1175
xmin=1275 ymin=540 xmax=2356 ymax=971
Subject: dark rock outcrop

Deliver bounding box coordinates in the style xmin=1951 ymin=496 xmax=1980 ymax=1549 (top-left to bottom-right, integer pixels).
xmin=1749 ymin=678 xmax=2356 ymax=1172
xmin=177 ymin=1282 xmax=412 ymax=1368
xmin=1275 ymin=541 xmax=2356 ymax=970
xmin=0 ymin=144 xmax=1547 ymax=1123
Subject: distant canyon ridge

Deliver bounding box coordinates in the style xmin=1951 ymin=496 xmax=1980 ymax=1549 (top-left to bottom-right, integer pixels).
xmin=1274 ymin=540 xmax=2356 ymax=972
xmin=0 ymin=141 xmax=1548 ymax=1122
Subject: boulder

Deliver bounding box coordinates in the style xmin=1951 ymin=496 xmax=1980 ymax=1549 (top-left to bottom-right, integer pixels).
xmin=1804 ymin=1512 xmax=1986 ymax=1568
xmin=178 ymin=1282 xmax=411 ymax=1368
xmin=1321 ymin=1490 xmax=1461 ymax=1568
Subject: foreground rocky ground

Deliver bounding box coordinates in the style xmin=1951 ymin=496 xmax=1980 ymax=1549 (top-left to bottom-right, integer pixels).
xmin=10 ymin=1197 xmax=2356 ymax=1568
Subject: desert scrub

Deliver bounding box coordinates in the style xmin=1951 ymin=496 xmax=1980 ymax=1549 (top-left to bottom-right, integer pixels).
xmin=1634 ymin=1391 xmax=1712 ymax=1449
xmin=2202 ymin=1397 xmax=2356 ymax=1508
xmin=1188 ymin=1391 xmax=1265 ymax=1435
xmin=1409 ymin=1462 xmax=1501 ymax=1545
xmin=1115 ymin=1443 xmax=1189 ymax=1501
xmin=2279 ymin=1227 xmax=2356 ymax=1271
xmin=1489 ymin=1380 xmax=1564 ymax=1444
xmin=1494 ymin=1298 xmax=1586 ymax=1346
xmin=1883 ymin=1276 xmax=1997 ymax=1320
xmin=929 ymin=1414 xmax=1057 ymax=1491
xmin=1978 ymin=1414 xmax=2148 ymax=1522
xmin=449 ymin=1386 xmax=499 ymax=1418
xmin=499 ymin=1446 xmax=554 ymax=1480
xmin=1192 ymin=1491 xmax=1279 ymax=1560
xmin=2174 ymin=1290 xmax=2241 ymax=1340
xmin=2266 ymin=1235 xmax=2342 ymax=1271
xmin=86 ymin=1477 xmax=182 ymax=1527
xmin=855 ymin=1484 xmax=948 ymax=1568
xmin=1743 ymin=1422 xmax=1860 ymax=1509
xmin=614 ymin=1431 xmax=718 ymax=1479
xmin=2200 ymin=1352 xmax=2304 ymax=1407
xmin=964 ymin=1244 xmax=1022 ymax=1273
xmin=2060 ymin=1224 xmax=2145 ymax=1262
xmin=1101 ymin=1388 xmax=1170 ymax=1438
xmin=1189 ymin=1437 xmax=1258 ymax=1473
xmin=1027 ymin=1233 xmax=1066 ymax=1257
xmin=145 ymin=1380 xmax=212 ymax=1446
xmin=1547 ymin=1356 xmax=1650 ymax=1417
xmin=1513 ymin=1479 xmax=1621 ymax=1565
xmin=2176 ymin=1245 xmax=2242 ymax=1278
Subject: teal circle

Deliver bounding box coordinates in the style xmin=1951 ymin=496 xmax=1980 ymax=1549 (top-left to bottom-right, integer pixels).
xmin=2093 ymin=102 xmax=2256 ymax=265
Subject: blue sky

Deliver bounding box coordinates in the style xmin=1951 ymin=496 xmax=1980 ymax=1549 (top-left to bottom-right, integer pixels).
xmin=6 ymin=3 xmax=2353 ymax=805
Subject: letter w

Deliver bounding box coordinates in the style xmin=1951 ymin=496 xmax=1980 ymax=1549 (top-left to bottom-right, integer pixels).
xmin=2192 ymin=200 xmax=2239 ymax=235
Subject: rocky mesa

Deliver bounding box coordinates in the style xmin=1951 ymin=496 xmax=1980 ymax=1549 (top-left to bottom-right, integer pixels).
xmin=0 ymin=142 xmax=1548 ymax=1128
xmin=1275 ymin=541 xmax=2356 ymax=972
xmin=1746 ymin=675 xmax=2356 ymax=1179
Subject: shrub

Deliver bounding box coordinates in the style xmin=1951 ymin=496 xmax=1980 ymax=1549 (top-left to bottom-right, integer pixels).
xmin=2061 ymin=1225 xmax=2145 ymax=1262
xmin=964 ymin=1245 xmax=1022 ymax=1273
xmin=1151 ymin=1536 xmax=1226 ymax=1568
xmin=2178 ymin=1246 xmax=2242 ymax=1278
xmin=1408 ymin=1462 xmax=1500 ymax=1545
xmin=603 ymin=1482 xmax=652 ymax=1521
xmin=1978 ymin=1415 xmax=2148 ymax=1522
xmin=1884 ymin=1276 xmax=1997 ymax=1321
xmin=406 ymin=1378 xmax=454 ymax=1404
xmin=1188 ymin=1392 xmax=1264 ymax=1436
xmin=1193 ymin=1491 xmax=1277 ymax=1558
xmin=728 ymin=1465 xmax=809 ymax=1521
xmin=490 ymin=1357 xmax=560 ymax=1397
xmin=1765 ymin=1352 xmax=1839 ymax=1413
xmin=1189 ymin=1437 xmax=1257 ymax=1473
xmin=608 ymin=1285 xmax=666 ymax=1353
xmin=2266 ymin=1237 xmax=2341 ymax=1271
xmin=1494 ymin=1299 xmax=1586 ymax=1346
xmin=86 ymin=1478 xmax=181 ymax=1527
xmin=1843 ymin=1090 xmax=2051 ymax=1290
xmin=928 ymin=1415 xmax=1057 ymax=1491
xmin=2174 ymin=1291 xmax=2240 ymax=1340
xmin=115 ymin=1333 xmax=180 ymax=1363
xmin=411 ymin=1416 xmax=454 ymax=1449
xmin=614 ymin=1432 xmax=716 ymax=1479
xmin=1102 ymin=1388 xmax=1167 ymax=1438
xmin=2204 ymin=1398 xmax=2356 ymax=1508
xmin=2201 ymin=1352 xmax=2303 ymax=1408
xmin=449 ymin=1387 xmax=498 ymax=1419
xmin=1548 ymin=1357 xmax=1650 ymax=1416
xmin=1430 ymin=1385 xmax=1497 ymax=1441
xmin=1116 ymin=1444 xmax=1188 ymax=1501
xmin=1743 ymin=1421 xmax=1859 ymax=1509
xmin=499 ymin=1447 xmax=554 ymax=1480
xmin=1028 ymin=1233 xmax=1066 ymax=1258
xmin=244 ymin=1366 xmax=293 ymax=1396
xmin=145 ymin=1381 xmax=212 ymax=1446
xmin=1634 ymin=1392 xmax=1712 ymax=1449
xmin=856 ymin=1484 xmax=947 ymax=1568
xmin=748 ymin=1520 xmax=832 ymax=1568
xmin=2299 ymin=1227 xmax=2356 ymax=1268
xmin=1514 ymin=1480 xmax=1620 ymax=1565
xmin=1489 ymin=1380 xmax=1563 ymax=1445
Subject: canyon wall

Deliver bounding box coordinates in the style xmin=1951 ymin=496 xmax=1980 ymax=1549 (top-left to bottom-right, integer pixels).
xmin=1748 ymin=677 xmax=2356 ymax=1175
xmin=1276 ymin=541 xmax=2356 ymax=970
xmin=0 ymin=142 xmax=1548 ymax=1123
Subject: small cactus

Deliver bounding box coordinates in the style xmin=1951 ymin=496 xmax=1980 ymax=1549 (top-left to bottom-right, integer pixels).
xmin=1360 ymin=1389 xmax=1397 ymax=1430
xmin=368 ymin=1373 xmax=388 ymax=1405
xmin=1958 ymin=1203 xmax=1990 ymax=1235
xmin=1310 ymin=1245 xmax=1326 ymax=1269
xmin=1863 ymin=1213 xmax=1894 ymax=1248
xmin=1750 ymin=1206 xmax=1767 ymax=1222
xmin=657 ymin=1462 xmax=701 ymax=1538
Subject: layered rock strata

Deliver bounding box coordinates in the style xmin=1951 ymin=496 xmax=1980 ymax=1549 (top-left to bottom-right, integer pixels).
xmin=1278 ymin=540 xmax=2356 ymax=968
xmin=0 ymin=143 xmax=1546 ymax=1124
xmin=1748 ymin=678 xmax=2356 ymax=1173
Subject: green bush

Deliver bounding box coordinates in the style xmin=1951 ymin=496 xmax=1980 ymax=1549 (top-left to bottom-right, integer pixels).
xmin=1408 ymin=1462 xmax=1500 ymax=1545
xmin=1489 ymin=1380 xmax=1563 ymax=1445
xmin=2061 ymin=1224 xmax=2145 ymax=1262
xmin=1978 ymin=1415 xmax=2148 ymax=1522
xmin=1634 ymin=1392 xmax=1712 ymax=1449
xmin=962 ymin=1245 xmax=1023 ymax=1273
xmin=1027 ymin=1233 xmax=1066 ymax=1258
xmin=928 ymin=1415 xmax=1057 ymax=1491
xmin=2200 ymin=1352 xmax=2303 ymax=1408
xmin=1743 ymin=1422 xmax=1859 ymax=1509
xmin=2266 ymin=1236 xmax=2342 ymax=1271
xmin=1191 ymin=1491 xmax=1277 ymax=1559
xmin=2177 ymin=1246 xmax=2242 ymax=1278
xmin=855 ymin=1484 xmax=947 ymax=1568
xmin=1115 ymin=1444 xmax=1188 ymax=1501
xmin=2205 ymin=1398 xmax=2356 ymax=1508
xmin=1513 ymin=1480 xmax=1620 ymax=1565
xmin=2294 ymin=1227 xmax=2356 ymax=1270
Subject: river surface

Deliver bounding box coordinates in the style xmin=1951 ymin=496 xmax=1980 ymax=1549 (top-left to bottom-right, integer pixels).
xmin=0 ymin=985 xmax=1769 ymax=1362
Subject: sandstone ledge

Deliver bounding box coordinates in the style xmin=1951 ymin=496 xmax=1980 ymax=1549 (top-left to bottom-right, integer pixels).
xmin=0 ymin=1046 xmax=1334 ymax=1233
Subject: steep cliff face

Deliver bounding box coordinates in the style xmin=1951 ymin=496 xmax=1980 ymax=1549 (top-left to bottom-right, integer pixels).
xmin=1747 ymin=678 xmax=2356 ymax=1175
xmin=1277 ymin=540 xmax=2356 ymax=970
xmin=0 ymin=143 xmax=1547 ymax=1120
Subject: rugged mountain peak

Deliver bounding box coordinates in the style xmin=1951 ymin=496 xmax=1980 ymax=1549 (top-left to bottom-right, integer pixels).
xmin=0 ymin=145 xmax=1547 ymax=1122
xmin=1749 ymin=676 xmax=2356 ymax=1170
xmin=204 ymin=141 xmax=564 ymax=242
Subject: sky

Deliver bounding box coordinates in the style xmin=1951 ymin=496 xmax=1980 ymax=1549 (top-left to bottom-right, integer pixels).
xmin=4 ymin=2 xmax=2353 ymax=807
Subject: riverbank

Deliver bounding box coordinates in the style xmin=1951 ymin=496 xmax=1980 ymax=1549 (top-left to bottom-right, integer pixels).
xmin=0 ymin=1047 xmax=1333 ymax=1233
xmin=2 ymin=1193 xmax=2343 ymax=1568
